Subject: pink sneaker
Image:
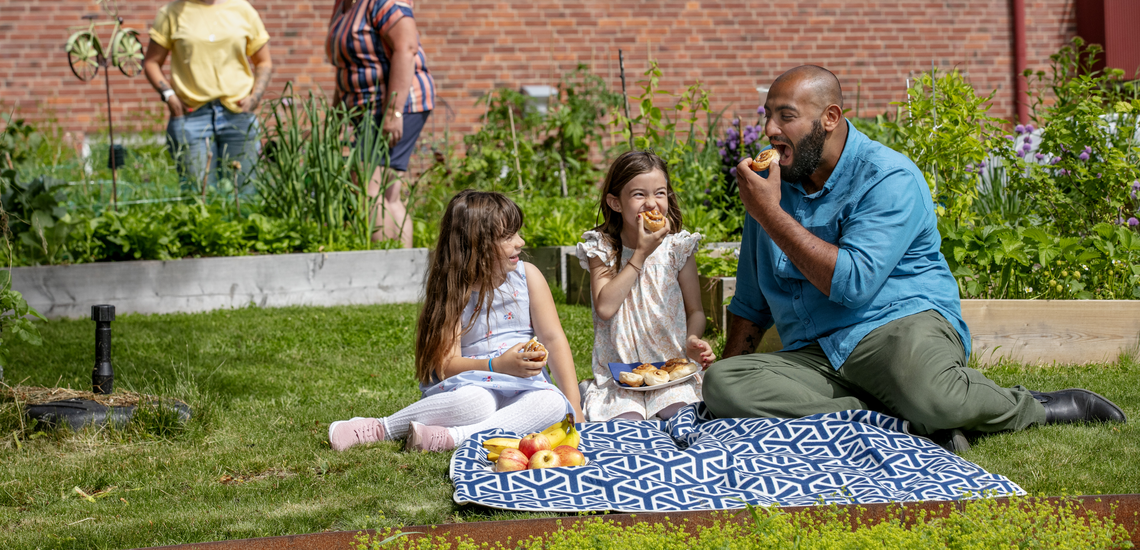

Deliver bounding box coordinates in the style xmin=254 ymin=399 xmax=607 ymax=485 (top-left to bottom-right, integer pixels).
xmin=328 ymin=417 xmax=386 ymax=451
xmin=407 ymin=421 xmax=455 ymax=452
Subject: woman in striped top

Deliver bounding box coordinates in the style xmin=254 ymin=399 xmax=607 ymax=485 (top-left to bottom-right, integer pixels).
xmin=327 ymin=0 xmax=436 ymax=247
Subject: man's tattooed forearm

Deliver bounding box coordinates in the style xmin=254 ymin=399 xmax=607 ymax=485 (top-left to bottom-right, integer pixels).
xmin=743 ymin=333 xmax=759 ymax=354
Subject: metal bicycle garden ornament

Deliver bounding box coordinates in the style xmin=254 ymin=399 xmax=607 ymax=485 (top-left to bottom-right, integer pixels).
xmin=63 ymin=0 xmax=145 ymax=210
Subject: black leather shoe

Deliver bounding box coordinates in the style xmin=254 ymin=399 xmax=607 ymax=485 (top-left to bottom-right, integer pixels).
xmin=930 ymin=428 xmax=971 ymax=453
xmin=1032 ymin=389 xmax=1127 ymax=424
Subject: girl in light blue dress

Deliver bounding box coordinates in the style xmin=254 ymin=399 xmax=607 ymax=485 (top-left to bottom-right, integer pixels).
xmin=329 ymin=191 xmax=583 ymax=452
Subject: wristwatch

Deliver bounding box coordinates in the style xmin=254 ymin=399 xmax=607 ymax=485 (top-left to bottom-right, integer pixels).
xmin=161 ymin=89 xmax=175 ymax=102
xmin=391 ymin=110 xmax=402 ymax=119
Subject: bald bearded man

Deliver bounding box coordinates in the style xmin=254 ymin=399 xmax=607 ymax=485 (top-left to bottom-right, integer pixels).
xmin=702 ymin=65 xmax=1125 ymax=450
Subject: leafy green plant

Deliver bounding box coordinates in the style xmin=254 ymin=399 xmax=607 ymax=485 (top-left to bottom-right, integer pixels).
xmin=0 ymin=205 xmax=44 ymax=378
xmin=254 ymin=83 xmax=393 ymax=248
xmin=696 ymin=246 xmax=739 ymax=278
xmin=518 ymin=196 xmax=598 ymax=247
xmin=883 ymin=69 xmax=1008 ymax=224
xmin=940 ymin=220 xmax=1140 ymax=299
xmin=455 ymin=65 xmax=622 ymax=199
xmin=998 ymin=37 xmax=1140 ymax=235
xmin=355 ymin=495 xmax=1134 ymax=549
xmin=0 ymin=174 xmax=75 ymax=265
xmin=609 ymin=60 xmax=723 ymax=206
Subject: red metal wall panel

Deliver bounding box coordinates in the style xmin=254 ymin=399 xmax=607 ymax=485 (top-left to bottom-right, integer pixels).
xmin=1104 ymin=0 xmax=1140 ymax=77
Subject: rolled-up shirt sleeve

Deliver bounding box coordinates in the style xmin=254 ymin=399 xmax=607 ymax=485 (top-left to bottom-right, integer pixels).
xmin=728 ymin=217 xmax=775 ymax=330
xmin=829 ymin=169 xmax=928 ymax=309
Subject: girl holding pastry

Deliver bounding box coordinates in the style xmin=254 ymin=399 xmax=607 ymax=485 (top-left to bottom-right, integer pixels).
xmin=329 ymin=190 xmax=583 ymax=452
xmin=576 ymin=151 xmax=716 ymax=422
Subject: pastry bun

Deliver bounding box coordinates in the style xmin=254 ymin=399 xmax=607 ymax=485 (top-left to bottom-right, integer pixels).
xmin=668 ymin=362 xmax=699 ymax=380
xmin=632 ymin=363 xmax=657 ymax=376
xmin=521 ymin=337 xmax=547 ymax=361
xmin=642 ymin=369 xmax=670 ymax=386
xmin=750 ymin=148 xmax=778 ymax=172
xmin=662 ymin=357 xmax=691 ymax=373
xmin=642 ymin=209 xmax=667 ymax=232
xmin=619 ymin=371 xmax=645 ymax=387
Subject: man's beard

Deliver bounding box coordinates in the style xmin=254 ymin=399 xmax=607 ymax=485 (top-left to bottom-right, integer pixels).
xmin=779 ymin=119 xmax=826 ymax=184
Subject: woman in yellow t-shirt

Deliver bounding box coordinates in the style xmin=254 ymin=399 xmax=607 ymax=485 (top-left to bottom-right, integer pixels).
xmin=142 ymin=0 xmax=273 ymax=195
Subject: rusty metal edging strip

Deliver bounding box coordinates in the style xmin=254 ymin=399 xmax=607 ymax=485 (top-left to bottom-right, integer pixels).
xmin=146 ymin=494 xmax=1140 ymax=550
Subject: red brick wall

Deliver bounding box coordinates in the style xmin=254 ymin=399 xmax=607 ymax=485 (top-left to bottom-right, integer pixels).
xmin=0 ymin=1 xmax=1077 ymax=143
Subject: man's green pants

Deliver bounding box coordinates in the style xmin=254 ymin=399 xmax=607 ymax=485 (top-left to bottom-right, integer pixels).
xmin=703 ymin=310 xmax=1046 ymax=435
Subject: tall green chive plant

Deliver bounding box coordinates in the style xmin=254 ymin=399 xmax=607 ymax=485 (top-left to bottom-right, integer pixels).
xmin=254 ymin=83 xmax=393 ymax=247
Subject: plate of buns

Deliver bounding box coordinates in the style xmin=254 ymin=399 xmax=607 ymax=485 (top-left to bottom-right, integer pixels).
xmin=608 ymin=357 xmax=701 ymax=391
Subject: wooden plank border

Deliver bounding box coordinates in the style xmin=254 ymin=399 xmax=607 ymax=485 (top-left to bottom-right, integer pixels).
xmin=694 ymin=278 xmax=1140 ymax=366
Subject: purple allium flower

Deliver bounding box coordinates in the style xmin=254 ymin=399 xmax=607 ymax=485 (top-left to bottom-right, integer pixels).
xmin=1023 ymin=135 xmax=1032 ymax=144
xmin=1017 ymin=150 xmax=1026 ymax=158
xmin=1079 ymin=152 xmax=1090 ymax=161
xmin=757 ymin=106 xmax=765 ymax=115
xmin=726 ymin=128 xmax=738 ymax=140
xmin=1004 ymin=135 xmax=1014 ymax=140
xmin=1098 ymin=173 xmax=1103 ymax=178
xmin=1015 ymin=124 xmax=1026 ymax=134
xmin=1051 ymin=157 xmax=1061 ymax=165
xmin=703 ymin=199 xmax=711 ymax=207
xmin=732 ymin=118 xmax=740 ymax=126
xmin=719 ymin=148 xmax=726 ymax=157
xmin=1035 ymin=153 xmax=1045 ymax=160
xmin=965 ymin=164 xmax=974 ymax=171
xmin=1026 ymin=124 xmax=1035 ymax=133
xmin=1130 ymin=218 xmax=1139 ymax=227
xmin=1022 ymin=143 xmax=1032 ymax=152
xmin=1083 ymin=145 xmax=1093 ymax=155
xmin=716 ymin=139 xmax=725 ymax=148
xmin=1131 ymin=181 xmax=1139 ymax=200
xmin=729 ymin=167 xmax=737 ymax=178
xmin=978 ymin=161 xmax=986 ymax=169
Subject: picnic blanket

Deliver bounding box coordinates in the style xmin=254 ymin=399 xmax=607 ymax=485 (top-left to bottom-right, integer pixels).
xmin=450 ymin=404 xmax=1024 ymax=512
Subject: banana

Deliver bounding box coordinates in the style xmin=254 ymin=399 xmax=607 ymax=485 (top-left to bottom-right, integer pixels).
xmin=482 ymin=437 xmax=520 ymax=456
xmin=560 ymin=423 xmax=581 ymax=449
xmin=487 ymin=452 xmax=500 ymax=462
xmin=539 ymin=414 xmax=574 ymax=448
xmin=482 ymin=437 xmax=520 ymax=449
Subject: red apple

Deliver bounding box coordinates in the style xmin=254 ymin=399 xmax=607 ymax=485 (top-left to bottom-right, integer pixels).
xmin=517 ymin=433 xmax=552 ymax=458
xmin=494 ymin=448 xmax=529 ymax=472
xmin=552 ymin=445 xmax=586 ymax=467
xmin=528 ymin=449 xmax=561 ymax=469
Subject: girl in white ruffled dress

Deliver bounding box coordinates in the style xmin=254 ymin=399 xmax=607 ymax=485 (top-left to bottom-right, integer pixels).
xmin=577 ymin=151 xmax=716 ymax=422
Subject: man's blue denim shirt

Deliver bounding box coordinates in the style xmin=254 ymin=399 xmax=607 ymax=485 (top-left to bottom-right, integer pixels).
xmin=728 ymin=119 xmax=970 ymax=369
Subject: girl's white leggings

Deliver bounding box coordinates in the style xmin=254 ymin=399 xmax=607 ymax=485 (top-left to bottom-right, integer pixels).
xmin=380 ymin=386 xmax=567 ymax=444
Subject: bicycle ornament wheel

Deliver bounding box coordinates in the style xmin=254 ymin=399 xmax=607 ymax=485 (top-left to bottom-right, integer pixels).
xmin=66 ymin=31 xmax=100 ymax=81
xmin=113 ymin=30 xmax=143 ymax=78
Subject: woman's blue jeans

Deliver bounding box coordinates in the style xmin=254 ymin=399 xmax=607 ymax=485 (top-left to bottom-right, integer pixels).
xmin=166 ymin=100 xmax=260 ymax=196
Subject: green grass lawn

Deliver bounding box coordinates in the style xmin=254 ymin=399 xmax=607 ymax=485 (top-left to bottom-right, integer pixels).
xmin=1 ymin=303 xmax=1137 ymax=549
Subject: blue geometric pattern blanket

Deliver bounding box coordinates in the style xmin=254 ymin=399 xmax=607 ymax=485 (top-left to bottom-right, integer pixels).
xmin=451 ymin=405 xmax=1023 ymax=512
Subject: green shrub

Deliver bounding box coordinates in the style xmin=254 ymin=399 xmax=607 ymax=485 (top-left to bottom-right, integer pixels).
xmin=454 ymin=65 xmax=622 ymax=199
xmin=882 ymin=69 xmax=1008 ymax=224
xmin=355 ymin=496 xmax=1134 ymax=550
xmin=998 ymin=38 xmax=1140 ymax=235
xmin=940 ymin=220 xmax=1140 ymax=299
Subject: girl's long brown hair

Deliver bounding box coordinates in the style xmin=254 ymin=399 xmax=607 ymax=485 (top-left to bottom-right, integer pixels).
xmin=414 ymin=190 xmax=524 ymax=385
xmin=592 ymin=151 xmax=683 ymax=275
